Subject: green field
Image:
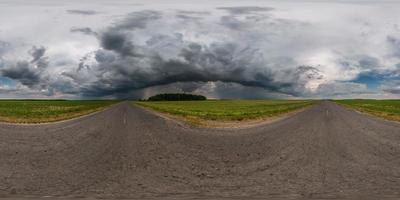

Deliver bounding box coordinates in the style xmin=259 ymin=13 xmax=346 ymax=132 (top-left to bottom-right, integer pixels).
xmin=135 ymin=100 xmax=316 ymax=123
xmin=335 ymin=99 xmax=400 ymax=122
xmin=0 ymin=100 xmax=118 ymax=123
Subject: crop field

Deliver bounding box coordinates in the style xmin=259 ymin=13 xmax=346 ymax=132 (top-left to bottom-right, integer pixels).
xmin=135 ymin=100 xmax=316 ymax=123
xmin=0 ymin=100 xmax=119 ymax=123
xmin=335 ymin=99 xmax=400 ymax=122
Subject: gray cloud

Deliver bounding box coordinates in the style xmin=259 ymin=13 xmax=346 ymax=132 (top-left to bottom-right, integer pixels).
xmin=0 ymin=41 xmax=10 ymax=56
xmin=66 ymin=9 xmax=100 ymax=15
xmin=1 ymin=46 xmax=48 ymax=88
xmin=220 ymin=16 xmax=244 ymax=30
xmin=381 ymin=80 xmax=400 ymax=94
xmin=1 ymin=61 xmax=41 ymax=86
xmin=112 ymin=10 xmax=162 ymax=30
xmin=134 ymin=81 xmax=292 ymax=100
xmin=71 ymin=38 xmax=322 ymax=97
xmin=100 ymin=30 xmax=138 ymax=57
xmin=217 ymin=6 xmax=274 ymax=15
xmin=176 ymin=14 xmax=203 ymax=22
xmin=176 ymin=10 xmax=210 ymax=15
xmin=29 ymin=46 xmax=46 ymax=63
xmin=358 ymin=55 xmax=380 ymax=69
xmin=2 ymin=2 xmax=400 ymax=99
xmin=387 ymin=35 xmax=400 ymax=58
xmin=175 ymin=10 xmax=208 ymax=22
xmin=314 ymin=82 xmax=369 ymax=97
xmin=53 ymin=9 xmax=327 ymax=98
xmin=70 ymin=27 xmax=98 ymax=36
xmin=96 ymin=11 xmax=162 ymax=57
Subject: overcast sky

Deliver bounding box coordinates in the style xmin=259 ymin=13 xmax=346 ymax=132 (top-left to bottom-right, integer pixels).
xmin=0 ymin=0 xmax=399 ymax=99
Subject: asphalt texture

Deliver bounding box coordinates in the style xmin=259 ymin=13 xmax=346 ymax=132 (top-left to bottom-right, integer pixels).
xmin=0 ymin=101 xmax=400 ymax=199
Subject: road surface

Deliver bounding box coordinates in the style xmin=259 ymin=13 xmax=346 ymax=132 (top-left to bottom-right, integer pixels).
xmin=0 ymin=101 xmax=400 ymax=199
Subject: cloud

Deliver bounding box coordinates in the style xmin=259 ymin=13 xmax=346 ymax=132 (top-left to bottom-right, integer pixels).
xmin=29 ymin=46 xmax=46 ymax=64
xmin=387 ymin=35 xmax=400 ymax=58
xmin=70 ymin=27 xmax=98 ymax=36
xmin=1 ymin=2 xmax=400 ymax=99
xmin=176 ymin=14 xmax=203 ymax=22
xmin=52 ymin=7 xmax=372 ymax=98
xmin=135 ymin=81 xmax=294 ymax=100
xmin=175 ymin=10 xmax=208 ymax=22
xmin=176 ymin=10 xmax=210 ymax=15
xmin=111 ymin=10 xmax=162 ymax=30
xmin=1 ymin=46 xmax=48 ymax=88
xmin=0 ymin=41 xmax=11 ymax=56
xmin=69 ymin=36 xmax=324 ymax=97
xmin=1 ymin=61 xmax=41 ymax=86
xmin=380 ymin=80 xmax=400 ymax=94
xmin=358 ymin=55 xmax=380 ymax=69
xmin=220 ymin=16 xmax=244 ymax=30
xmin=96 ymin=10 xmax=162 ymax=57
xmin=99 ymin=30 xmax=137 ymax=57
xmin=66 ymin=9 xmax=100 ymax=15
xmin=217 ymin=6 xmax=274 ymax=15
xmin=314 ymin=82 xmax=369 ymax=97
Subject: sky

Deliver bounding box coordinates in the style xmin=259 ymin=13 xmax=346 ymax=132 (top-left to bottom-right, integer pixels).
xmin=0 ymin=0 xmax=399 ymax=99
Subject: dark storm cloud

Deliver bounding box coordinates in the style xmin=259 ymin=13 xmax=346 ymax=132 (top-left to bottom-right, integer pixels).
xmin=72 ymin=39 xmax=320 ymax=97
xmin=136 ymin=82 xmax=291 ymax=100
xmin=217 ymin=6 xmax=274 ymax=15
xmin=97 ymin=10 xmax=162 ymax=57
xmin=1 ymin=61 xmax=40 ymax=86
xmin=1 ymin=46 xmax=48 ymax=88
xmin=70 ymin=27 xmax=98 ymax=36
xmin=66 ymin=9 xmax=100 ymax=15
xmin=55 ymin=9 xmax=329 ymax=98
xmin=100 ymin=30 xmax=138 ymax=57
xmin=204 ymin=82 xmax=291 ymax=99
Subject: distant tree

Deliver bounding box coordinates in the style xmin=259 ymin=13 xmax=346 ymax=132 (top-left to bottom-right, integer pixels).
xmin=147 ymin=93 xmax=207 ymax=101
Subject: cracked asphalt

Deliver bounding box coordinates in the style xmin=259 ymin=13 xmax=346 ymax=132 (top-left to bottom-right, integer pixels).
xmin=0 ymin=101 xmax=400 ymax=199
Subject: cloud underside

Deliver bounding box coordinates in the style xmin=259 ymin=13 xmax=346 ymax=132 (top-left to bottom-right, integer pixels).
xmin=0 ymin=5 xmax=400 ymax=99
xmin=66 ymin=9 xmax=100 ymax=15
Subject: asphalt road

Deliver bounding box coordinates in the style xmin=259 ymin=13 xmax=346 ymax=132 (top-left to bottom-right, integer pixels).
xmin=0 ymin=101 xmax=400 ymax=199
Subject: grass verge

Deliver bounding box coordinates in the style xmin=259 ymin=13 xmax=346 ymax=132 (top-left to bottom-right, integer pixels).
xmin=0 ymin=100 xmax=119 ymax=123
xmin=334 ymin=99 xmax=400 ymax=122
xmin=134 ymin=100 xmax=316 ymax=126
